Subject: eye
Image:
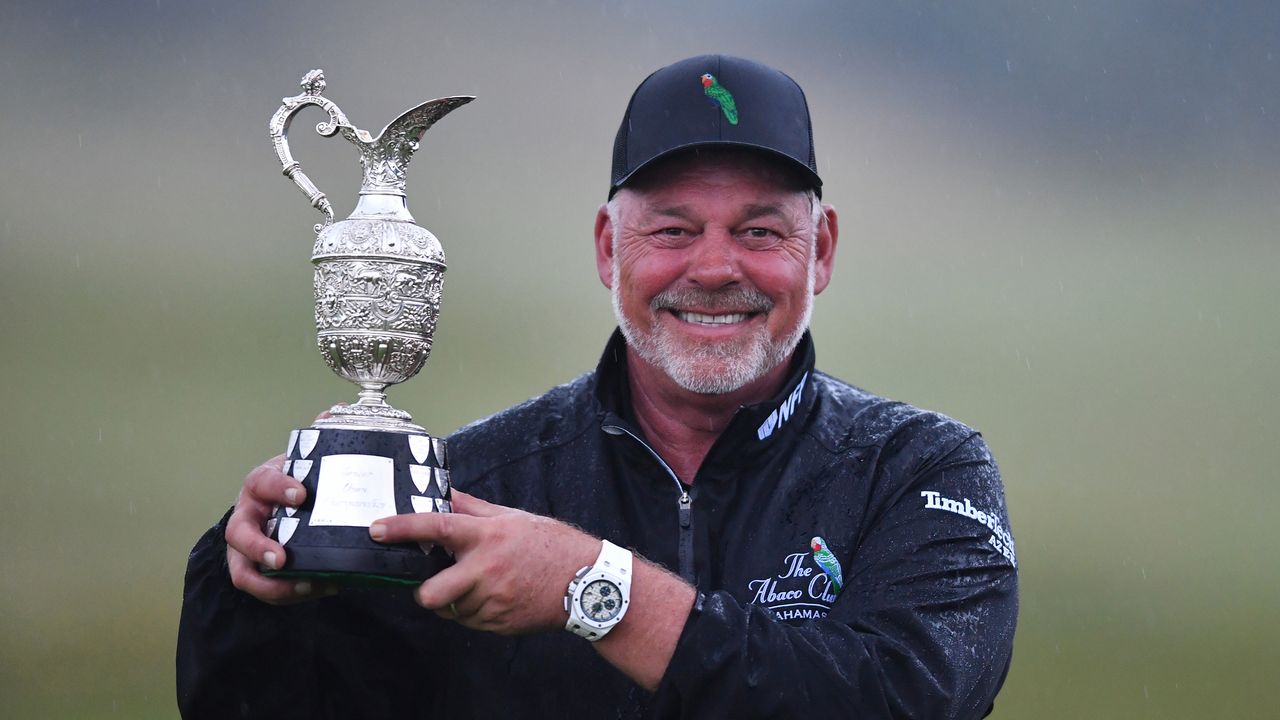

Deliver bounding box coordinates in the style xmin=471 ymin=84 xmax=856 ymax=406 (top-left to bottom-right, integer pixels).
xmin=739 ymin=227 xmax=783 ymax=249
xmin=651 ymin=227 xmax=696 ymax=247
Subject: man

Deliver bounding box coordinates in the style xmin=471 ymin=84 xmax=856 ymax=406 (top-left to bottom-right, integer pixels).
xmin=178 ymin=55 xmax=1017 ymax=719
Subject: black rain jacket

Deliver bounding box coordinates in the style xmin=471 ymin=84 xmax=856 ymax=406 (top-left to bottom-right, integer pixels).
xmin=177 ymin=331 xmax=1018 ymax=719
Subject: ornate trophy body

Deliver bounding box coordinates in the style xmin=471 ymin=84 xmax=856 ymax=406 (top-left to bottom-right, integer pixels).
xmin=263 ymin=70 xmax=473 ymax=585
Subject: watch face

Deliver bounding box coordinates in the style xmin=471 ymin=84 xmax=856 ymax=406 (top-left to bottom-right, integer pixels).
xmin=579 ymin=579 xmax=623 ymax=623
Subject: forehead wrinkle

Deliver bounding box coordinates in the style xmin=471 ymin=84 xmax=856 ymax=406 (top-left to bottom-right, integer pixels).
xmin=642 ymin=203 xmax=695 ymax=222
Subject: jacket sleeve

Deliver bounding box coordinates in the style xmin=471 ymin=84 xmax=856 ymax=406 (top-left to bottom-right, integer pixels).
xmin=175 ymin=510 xmax=323 ymax=719
xmin=648 ymin=431 xmax=1018 ymax=720
xmin=176 ymin=511 xmax=458 ymax=719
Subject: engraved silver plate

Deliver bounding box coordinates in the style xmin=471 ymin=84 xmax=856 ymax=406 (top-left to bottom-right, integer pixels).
xmin=409 ymin=464 xmax=432 ymax=495
xmin=309 ymin=454 xmax=396 ymax=527
xmin=290 ymin=459 xmax=313 ymax=481
xmin=408 ymin=435 xmax=431 ymax=465
xmin=297 ymin=430 xmax=320 ymax=459
xmin=277 ymin=517 xmax=300 ymax=545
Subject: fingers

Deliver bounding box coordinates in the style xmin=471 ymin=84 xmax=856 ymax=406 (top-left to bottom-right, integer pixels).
xmin=227 ymin=545 xmax=292 ymax=602
xmin=414 ymin=562 xmax=479 ymax=612
xmin=226 ymin=545 xmax=337 ymax=605
xmin=243 ymin=454 xmax=306 ymax=509
xmin=449 ymin=489 xmax=507 ymax=518
xmin=370 ymin=509 xmax=483 ymax=551
xmin=225 ymin=508 xmax=288 ymax=573
xmin=225 ymin=453 xmax=333 ymax=607
xmin=226 ymin=455 xmax=306 ymax=576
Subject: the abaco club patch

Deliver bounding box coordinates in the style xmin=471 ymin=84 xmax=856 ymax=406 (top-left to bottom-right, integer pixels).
xmin=744 ymin=538 xmax=843 ymax=622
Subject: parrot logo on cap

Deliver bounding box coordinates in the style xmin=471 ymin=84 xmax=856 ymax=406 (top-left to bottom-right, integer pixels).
xmin=810 ymin=536 xmax=844 ymax=594
xmin=700 ymin=73 xmax=739 ymax=125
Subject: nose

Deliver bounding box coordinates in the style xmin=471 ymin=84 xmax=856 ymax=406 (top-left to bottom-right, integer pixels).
xmin=685 ymin=227 xmax=741 ymax=289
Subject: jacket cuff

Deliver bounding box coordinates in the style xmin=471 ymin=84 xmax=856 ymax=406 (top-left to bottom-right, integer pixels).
xmin=649 ymin=590 xmax=732 ymax=710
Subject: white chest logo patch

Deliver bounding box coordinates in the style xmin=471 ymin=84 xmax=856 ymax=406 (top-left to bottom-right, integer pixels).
xmin=757 ymin=372 xmax=809 ymax=440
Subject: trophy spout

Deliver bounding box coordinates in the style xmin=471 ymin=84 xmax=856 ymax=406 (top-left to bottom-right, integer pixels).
xmin=356 ymin=96 xmax=476 ymax=197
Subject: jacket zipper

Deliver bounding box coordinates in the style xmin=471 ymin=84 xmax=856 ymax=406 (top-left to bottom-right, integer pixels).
xmin=602 ymin=423 xmax=696 ymax=583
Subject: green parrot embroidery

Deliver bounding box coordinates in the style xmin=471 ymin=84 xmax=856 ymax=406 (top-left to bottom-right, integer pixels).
xmin=700 ymin=73 xmax=739 ymax=125
xmin=810 ymin=536 xmax=844 ymax=593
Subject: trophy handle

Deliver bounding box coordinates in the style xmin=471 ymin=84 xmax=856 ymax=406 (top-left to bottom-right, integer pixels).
xmin=268 ymin=69 xmax=371 ymax=235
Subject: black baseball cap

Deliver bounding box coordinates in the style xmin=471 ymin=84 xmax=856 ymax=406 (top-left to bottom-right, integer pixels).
xmin=609 ymin=54 xmax=821 ymax=199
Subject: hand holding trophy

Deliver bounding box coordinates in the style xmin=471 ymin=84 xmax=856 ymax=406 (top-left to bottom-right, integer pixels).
xmin=262 ymin=69 xmax=473 ymax=585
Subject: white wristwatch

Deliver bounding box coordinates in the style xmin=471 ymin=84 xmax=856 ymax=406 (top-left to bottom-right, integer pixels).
xmin=564 ymin=540 xmax=632 ymax=641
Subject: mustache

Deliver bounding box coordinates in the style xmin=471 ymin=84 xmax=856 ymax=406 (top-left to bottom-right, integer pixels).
xmin=651 ymin=286 xmax=774 ymax=313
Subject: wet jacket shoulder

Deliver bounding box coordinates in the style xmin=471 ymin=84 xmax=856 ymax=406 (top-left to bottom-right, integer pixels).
xmin=446 ymin=372 xmax=599 ymax=498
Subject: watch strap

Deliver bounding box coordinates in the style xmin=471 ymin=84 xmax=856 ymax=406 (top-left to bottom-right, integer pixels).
xmin=596 ymin=539 xmax=633 ymax=581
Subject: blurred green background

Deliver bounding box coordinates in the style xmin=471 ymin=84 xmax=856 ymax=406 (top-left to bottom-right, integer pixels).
xmin=1 ymin=1 xmax=1276 ymax=717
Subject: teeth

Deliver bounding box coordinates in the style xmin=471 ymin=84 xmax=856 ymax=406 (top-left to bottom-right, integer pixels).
xmin=677 ymin=311 xmax=749 ymax=325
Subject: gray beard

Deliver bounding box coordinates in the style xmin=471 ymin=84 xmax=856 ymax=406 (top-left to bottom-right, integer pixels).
xmin=611 ymin=258 xmax=814 ymax=395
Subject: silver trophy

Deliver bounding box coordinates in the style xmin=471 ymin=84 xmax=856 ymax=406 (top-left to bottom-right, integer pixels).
xmin=262 ymin=69 xmax=473 ymax=584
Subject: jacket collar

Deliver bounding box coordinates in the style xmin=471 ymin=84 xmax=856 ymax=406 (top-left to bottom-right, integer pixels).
xmin=594 ymin=328 xmax=818 ymax=473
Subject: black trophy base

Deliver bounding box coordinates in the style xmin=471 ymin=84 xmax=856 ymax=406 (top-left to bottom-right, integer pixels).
xmin=263 ymin=425 xmax=454 ymax=588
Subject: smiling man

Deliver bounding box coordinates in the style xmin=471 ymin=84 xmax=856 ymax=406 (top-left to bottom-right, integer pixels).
xmin=179 ymin=55 xmax=1018 ymax=719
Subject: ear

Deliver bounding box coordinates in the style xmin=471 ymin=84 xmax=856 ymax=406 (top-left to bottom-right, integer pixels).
xmin=812 ymin=204 xmax=838 ymax=295
xmin=594 ymin=203 xmax=615 ymax=290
